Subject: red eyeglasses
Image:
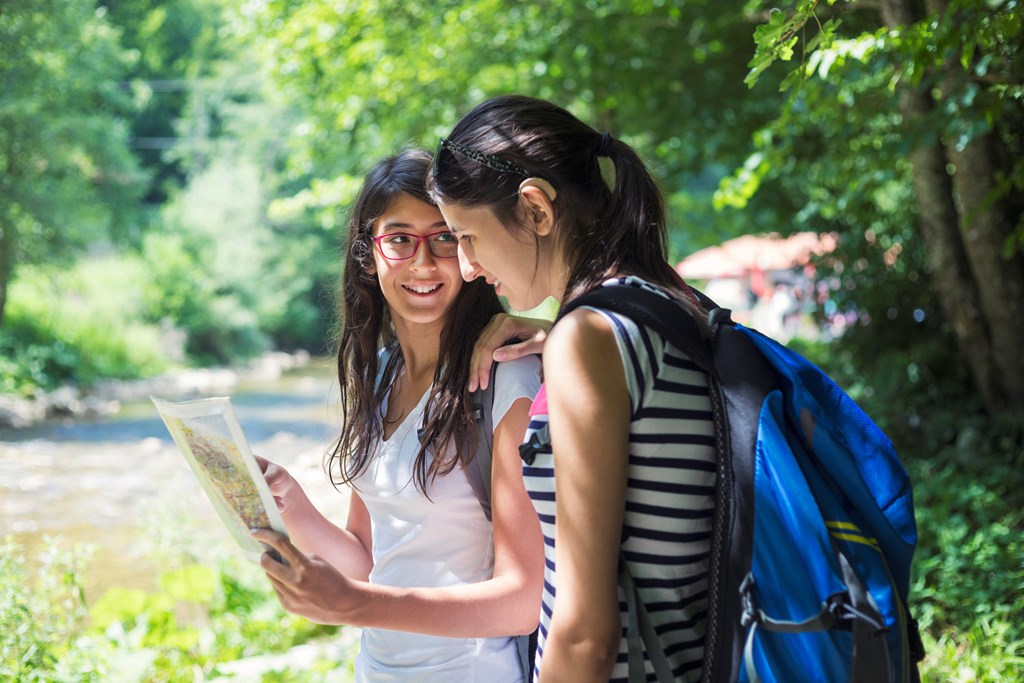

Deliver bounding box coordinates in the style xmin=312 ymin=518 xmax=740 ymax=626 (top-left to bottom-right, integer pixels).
xmin=371 ymin=231 xmax=459 ymax=261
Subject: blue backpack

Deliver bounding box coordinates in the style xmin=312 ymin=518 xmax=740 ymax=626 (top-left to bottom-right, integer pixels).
xmin=559 ymin=286 xmax=924 ymax=683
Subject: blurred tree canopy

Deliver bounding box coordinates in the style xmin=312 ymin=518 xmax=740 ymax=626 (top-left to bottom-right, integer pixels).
xmin=1 ymin=0 xmax=1021 ymax=420
xmin=738 ymin=0 xmax=1024 ymax=413
xmin=250 ymin=0 xmax=774 ymax=251
xmin=248 ymin=0 xmax=1022 ymax=416
xmin=0 ymin=0 xmax=143 ymax=327
xmin=102 ymin=0 xmax=232 ymax=204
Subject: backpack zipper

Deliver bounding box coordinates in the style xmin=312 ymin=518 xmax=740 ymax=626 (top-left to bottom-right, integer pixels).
xmin=701 ymin=373 xmax=732 ymax=683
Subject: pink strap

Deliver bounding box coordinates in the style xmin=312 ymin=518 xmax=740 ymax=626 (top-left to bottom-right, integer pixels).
xmin=529 ymin=384 xmax=548 ymax=416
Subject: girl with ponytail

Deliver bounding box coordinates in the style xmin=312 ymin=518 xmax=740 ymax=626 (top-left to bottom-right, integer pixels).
xmin=429 ymin=96 xmax=714 ymax=682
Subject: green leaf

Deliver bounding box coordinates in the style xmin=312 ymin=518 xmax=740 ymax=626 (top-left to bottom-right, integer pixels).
xmin=752 ymin=8 xmax=791 ymax=48
xmin=778 ymin=35 xmax=799 ymax=62
xmin=159 ymin=565 xmax=218 ymax=603
xmin=89 ymin=588 xmax=153 ymax=630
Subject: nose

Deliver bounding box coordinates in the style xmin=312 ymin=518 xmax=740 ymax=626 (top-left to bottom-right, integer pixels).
xmin=458 ymin=242 xmax=482 ymax=282
xmin=409 ymin=239 xmax=438 ymax=270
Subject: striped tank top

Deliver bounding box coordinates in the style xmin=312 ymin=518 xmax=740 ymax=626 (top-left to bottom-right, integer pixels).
xmin=522 ymin=276 xmax=716 ymax=682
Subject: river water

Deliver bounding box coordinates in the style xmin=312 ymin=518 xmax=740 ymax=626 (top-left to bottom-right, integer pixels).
xmin=0 ymin=362 xmax=352 ymax=602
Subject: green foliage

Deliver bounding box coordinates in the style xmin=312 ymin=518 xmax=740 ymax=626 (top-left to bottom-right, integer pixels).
xmin=0 ymin=0 xmax=145 ymax=324
xmin=745 ymin=0 xmax=840 ymax=89
xmin=0 ymin=538 xmax=105 ymax=682
xmin=920 ymin=617 xmax=1024 ymax=682
xmin=88 ymin=552 xmax=345 ymax=681
xmin=734 ymin=0 xmax=1024 ymax=413
xmin=907 ymin=433 xmax=1024 ymax=639
xmin=249 ymin=0 xmax=766 ymax=246
xmin=0 ymin=260 xmax=172 ymax=393
xmin=140 ymin=152 xmax=330 ymax=363
xmin=1 ymin=535 xmax=353 ymax=682
xmin=101 ymin=0 xmax=236 ymax=203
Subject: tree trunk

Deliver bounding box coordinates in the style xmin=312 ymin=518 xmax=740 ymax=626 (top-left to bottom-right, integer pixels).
xmin=924 ymin=0 xmax=1024 ymax=409
xmin=947 ymin=133 xmax=1024 ymax=408
xmin=880 ymin=0 xmax=1004 ymax=411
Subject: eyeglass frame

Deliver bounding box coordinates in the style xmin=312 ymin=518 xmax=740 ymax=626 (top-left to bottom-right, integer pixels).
xmin=370 ymin=230 xmax=459 ymax=261
xmin=432 ymin=137 xmax=534 ymax=179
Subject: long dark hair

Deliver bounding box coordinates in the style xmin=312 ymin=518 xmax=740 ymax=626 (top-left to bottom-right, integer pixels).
xmin=427 ymin=94 xmax=698 ymax=310
xmin=327 ymin=148 xmax=503 ymax=493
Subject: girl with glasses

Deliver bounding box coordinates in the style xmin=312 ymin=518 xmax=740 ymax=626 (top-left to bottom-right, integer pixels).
xmin=252 ymin=149 xmax=543 ymax=682
xmin=428 ymin=96 xmax=715 ymax=683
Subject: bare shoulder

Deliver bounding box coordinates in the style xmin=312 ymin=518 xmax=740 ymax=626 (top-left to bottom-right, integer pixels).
xmin=543 ymin=308 xmax=626 ymax=400
xmin=545 ymin=307 xmax=618 ymax=362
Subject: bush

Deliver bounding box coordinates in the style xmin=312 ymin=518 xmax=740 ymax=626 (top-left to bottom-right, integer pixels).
xmin=0 ymin=538 xmax=105 ymax=681
xmin=1 ymin=535 xmax=355 ymax=682
xmin=140 ymin=156 xmax=332 ymax=364
xmin=0 ymin=260 xmax=173 ymax=394
xmin=906 ymin=435 xmax=1024 ymax=643
xmin=920 ymin=618 xmax=1024 ymax=682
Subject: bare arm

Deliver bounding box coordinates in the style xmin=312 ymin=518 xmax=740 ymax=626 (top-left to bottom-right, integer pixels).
xmin=253 ymin=396 xmax=544 ymax=636
xmin=537 ymin=309 xmax=632 ymax=683
xmin=257 ymin=455 xmax=373 ymax=580
xmin=470 ymin=313 xmax=551 ymax=391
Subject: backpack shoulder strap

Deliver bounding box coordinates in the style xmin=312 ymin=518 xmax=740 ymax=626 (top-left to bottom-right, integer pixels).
xmin=558 ymin=285 xmax=717 ymax=376
xmin=462 ymin=360 xmax=500 ymax=522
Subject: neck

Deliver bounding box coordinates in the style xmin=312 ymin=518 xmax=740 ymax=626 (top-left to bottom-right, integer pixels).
xmin=392 ymin=317 xmax=443 ymax=380
xmin=546 ymin=242 xmax=571 ymax=304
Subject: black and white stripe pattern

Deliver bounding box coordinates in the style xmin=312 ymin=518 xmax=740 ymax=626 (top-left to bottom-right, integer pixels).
xmin=523 ymin=277 xmax=715 ymax=682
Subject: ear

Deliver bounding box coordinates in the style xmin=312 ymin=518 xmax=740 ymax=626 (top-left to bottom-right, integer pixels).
xmin=518 ymin=178 xmax=557 ymax=237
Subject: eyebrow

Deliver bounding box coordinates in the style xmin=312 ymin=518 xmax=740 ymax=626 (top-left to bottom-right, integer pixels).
xmin=380 ymin=220 xmax=450 ymax=231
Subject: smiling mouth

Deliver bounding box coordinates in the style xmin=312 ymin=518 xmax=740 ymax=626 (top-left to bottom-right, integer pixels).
xmin=403 ymin=283 xmax=442 ymax=294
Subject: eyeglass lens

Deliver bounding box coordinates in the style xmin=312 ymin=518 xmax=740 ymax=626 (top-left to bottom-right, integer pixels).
xmin=376 ymin=232 xmax=458 ymax=260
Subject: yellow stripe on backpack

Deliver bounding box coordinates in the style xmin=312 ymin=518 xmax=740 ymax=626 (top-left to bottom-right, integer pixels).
xmin=826 ymin=521 xmax=880 ymax=549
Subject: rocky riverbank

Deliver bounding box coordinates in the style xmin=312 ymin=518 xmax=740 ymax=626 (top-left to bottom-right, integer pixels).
xmin=0 ymin=350 xmax=312 ymax=430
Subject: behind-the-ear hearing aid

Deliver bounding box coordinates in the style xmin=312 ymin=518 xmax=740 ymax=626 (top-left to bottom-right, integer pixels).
xmin=518 ymin=177 xmax=558 ymax=202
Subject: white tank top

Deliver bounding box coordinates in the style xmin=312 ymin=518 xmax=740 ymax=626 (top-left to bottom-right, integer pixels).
xmin=352 ymin=356 xmax=541 ymax=683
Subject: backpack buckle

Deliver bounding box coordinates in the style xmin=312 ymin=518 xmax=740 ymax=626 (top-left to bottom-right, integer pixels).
xmin=708 ymin=307 xmax=734 ymax=327
xmin=518 ymin=426 xmax=549 ymax=465
xmin=739 ymin=572 xmax=758 ymax=628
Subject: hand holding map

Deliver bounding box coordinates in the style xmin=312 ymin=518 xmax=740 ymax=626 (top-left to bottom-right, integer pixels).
xmin=152 ymin=396 xmax=288 ymax=563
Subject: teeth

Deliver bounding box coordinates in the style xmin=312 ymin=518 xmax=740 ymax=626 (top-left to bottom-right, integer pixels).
xmin=406 ymin=283 xmax=440 ymax=294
